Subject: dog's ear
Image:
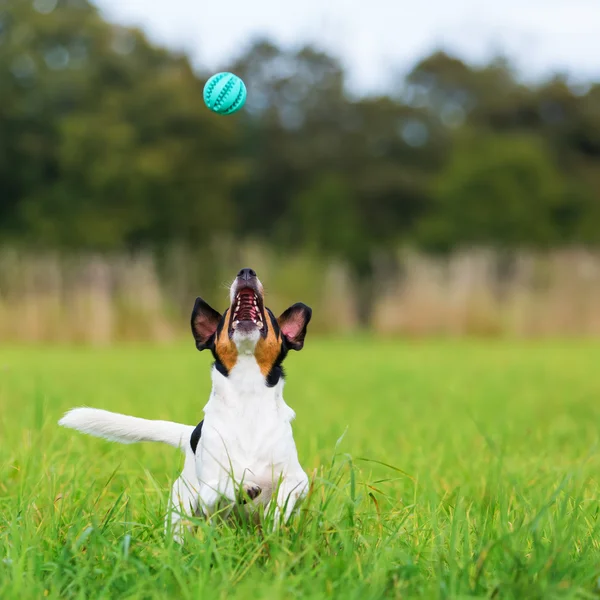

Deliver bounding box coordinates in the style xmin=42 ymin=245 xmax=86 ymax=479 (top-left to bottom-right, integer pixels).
xmin=191 ymin=297 xmax=222 ymax=351
xmin=278 ymin=303 xmax=312 ymax=351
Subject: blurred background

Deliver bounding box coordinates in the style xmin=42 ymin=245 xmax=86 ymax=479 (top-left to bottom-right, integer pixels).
xmin=1 ymin=0 xmax=600 ymax=343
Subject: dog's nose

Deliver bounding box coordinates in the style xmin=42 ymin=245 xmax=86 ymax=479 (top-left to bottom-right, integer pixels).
xmin=237 ymin=268 xmax=256 ymax=281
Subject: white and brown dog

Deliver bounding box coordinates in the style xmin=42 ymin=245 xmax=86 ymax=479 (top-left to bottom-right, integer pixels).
xmin=59 ymin=268 xmax=311 ymax=541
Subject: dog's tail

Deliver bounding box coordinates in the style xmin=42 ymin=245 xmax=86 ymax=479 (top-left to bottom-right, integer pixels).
xmin=59 ymin=408 xmax=194 ymax=450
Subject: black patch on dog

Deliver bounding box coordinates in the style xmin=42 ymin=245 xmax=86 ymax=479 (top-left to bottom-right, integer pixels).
xmin=266 ymin=344 xmax=288 ymax=387
xmin=265 ymin=308 xmax=288 ymax=387
xmin=213 ymin=359 xmax=229 ymax=378
xmin=267 ymin=309 xmax=280 ymax=338
xmin=265 ymin=350 xmax=286 ymax=387
xmin=190 ymin=420 xmax=204 ymax=454
xmin=211 ymin=309 xmax=230 ymax=378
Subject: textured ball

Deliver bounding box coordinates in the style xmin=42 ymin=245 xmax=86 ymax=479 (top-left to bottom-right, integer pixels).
xmin=203 ymin=72 xmax=247 ymax=115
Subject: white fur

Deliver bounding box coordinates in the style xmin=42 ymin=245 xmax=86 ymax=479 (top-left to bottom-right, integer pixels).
xmin=59 ymin=408 xmax=193 ymax=448
xmin=196 ymin=356 xmax=308 ymax=526
xmin=59 ymin=308 xmax=308 ymax=542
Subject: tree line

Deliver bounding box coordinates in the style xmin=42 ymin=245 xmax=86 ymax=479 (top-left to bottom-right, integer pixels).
xmin=2 ymin=0 xmax=600 ymax=276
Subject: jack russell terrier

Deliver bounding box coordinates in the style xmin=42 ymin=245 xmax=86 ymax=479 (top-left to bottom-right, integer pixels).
xmin=59 ymin=268 xmax=311 ymax=541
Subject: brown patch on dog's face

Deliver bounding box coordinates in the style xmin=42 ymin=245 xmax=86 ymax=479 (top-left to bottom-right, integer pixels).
xmin=257 ymin=304 xmax=312 ymax=386
xmin=255 ymin=310 xmax=283 ymax=377
xmin=213 ymin=308 xmax=238 ymax=372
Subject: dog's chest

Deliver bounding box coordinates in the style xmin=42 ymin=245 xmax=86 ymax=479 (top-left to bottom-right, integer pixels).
xmin=196 ymin=394 xmax=297 ymax=490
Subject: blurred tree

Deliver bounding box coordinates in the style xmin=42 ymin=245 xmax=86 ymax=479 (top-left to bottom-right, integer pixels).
xmin=1 ymin=4 xmax=600 ymax=324
xmin=229 ymin=40 xmax=349 ymax=237
xmin=420 ymin=132 xmax=567 ymax=250
xmin=0 ymin=0 xmax=244 ymax=248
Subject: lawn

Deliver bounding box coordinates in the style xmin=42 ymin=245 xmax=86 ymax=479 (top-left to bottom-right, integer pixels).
xmin=1 ymin=339 xmax=600 ymax=599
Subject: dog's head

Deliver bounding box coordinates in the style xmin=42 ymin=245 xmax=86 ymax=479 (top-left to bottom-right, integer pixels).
xmin=191 ymin=268 xmax=312 ymax=386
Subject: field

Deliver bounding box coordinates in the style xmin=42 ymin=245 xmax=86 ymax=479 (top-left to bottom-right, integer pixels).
xmin=1 ymin=339 xmax=600 ymax=599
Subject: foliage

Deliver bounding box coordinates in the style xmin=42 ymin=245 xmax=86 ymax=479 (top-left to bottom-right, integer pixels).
xmin=2 ymin=1 xmax=600 ymax=321
xmin=420 ymin=132 xmax=568 ymax=250
xmin=0 ymin=0 xmax=242 ymax=248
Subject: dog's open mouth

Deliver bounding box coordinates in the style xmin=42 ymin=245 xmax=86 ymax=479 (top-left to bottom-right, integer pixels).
xmin=230 ymin=287 xmax=267 ymax=337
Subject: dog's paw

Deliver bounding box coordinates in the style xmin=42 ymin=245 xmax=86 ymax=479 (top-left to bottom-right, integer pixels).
xmin=240 ymin=485 xmax=262 ymax=504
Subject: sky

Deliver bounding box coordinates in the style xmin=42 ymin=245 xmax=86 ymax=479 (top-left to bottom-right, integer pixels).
xmin=96 ymin=0 xmax=600 ymax=95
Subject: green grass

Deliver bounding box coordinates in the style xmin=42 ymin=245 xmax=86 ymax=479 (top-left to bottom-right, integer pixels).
xmin=1 ymin=339 xmax=600 ymax=599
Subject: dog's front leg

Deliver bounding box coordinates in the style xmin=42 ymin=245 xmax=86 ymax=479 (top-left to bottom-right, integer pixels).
xmin=197 ymin=482 xmax=227 ymax=522
xmin=271 ymin=472 xmax=309 ymax=530
xmin=167 ymin=452 xmax=200 ymax=544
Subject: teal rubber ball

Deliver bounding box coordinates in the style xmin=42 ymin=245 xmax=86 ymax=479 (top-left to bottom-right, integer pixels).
xmin=203 ymin=72 xmax=247 ymax=115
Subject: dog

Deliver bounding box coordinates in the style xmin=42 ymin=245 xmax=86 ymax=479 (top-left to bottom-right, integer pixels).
xmin=59 ymin=268 xmax=311 ymax=541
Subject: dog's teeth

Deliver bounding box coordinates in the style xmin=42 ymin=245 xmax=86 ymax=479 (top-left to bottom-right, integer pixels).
xmin=233 ymin=320 xmax=239 ymax=329
xmin=256 ymin=320 xmax=263 ymax=328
